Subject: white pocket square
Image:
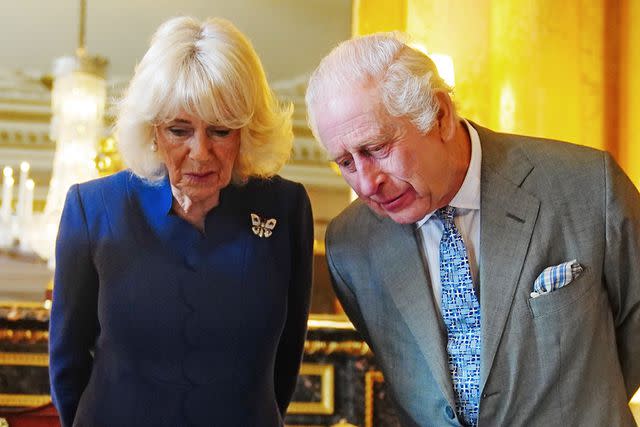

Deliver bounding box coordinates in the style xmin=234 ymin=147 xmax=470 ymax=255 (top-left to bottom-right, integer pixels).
xmin=530 ymin=259 xmax=583 ymax=299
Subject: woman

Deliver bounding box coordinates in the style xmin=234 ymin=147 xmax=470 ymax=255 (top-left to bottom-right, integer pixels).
xmin=49 ymin=17 xmax=313 ymax=427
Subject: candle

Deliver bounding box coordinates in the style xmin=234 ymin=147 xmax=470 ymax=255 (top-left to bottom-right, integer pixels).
xmin=16 ymin=161 xmax=30 ymax=219
xmin=19 ymin=179 xmax=35 ymax=253
xmin=23 ymin=179 xmax=34 ymax=224
xmin=1 ymin=167 xmax=14 ymax=221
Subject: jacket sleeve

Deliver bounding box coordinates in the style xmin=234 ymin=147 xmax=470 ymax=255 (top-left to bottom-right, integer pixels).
xmin=273 ymin=183 xmax=314 ymax=415
xmin=602 ymin=153 xmax=640 ymax=399
xmin=325 ymin=222 xmax=374 ymax=348
xmin=49 ymin=184 xmax=99 ymax=427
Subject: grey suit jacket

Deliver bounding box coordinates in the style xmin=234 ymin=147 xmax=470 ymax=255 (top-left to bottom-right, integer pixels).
xmin=326 ymin=124 xmax=640 ymax=426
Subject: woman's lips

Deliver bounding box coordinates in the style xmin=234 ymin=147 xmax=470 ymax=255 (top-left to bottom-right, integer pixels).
xmin=184 ymin=171 xmax=215 ymax=183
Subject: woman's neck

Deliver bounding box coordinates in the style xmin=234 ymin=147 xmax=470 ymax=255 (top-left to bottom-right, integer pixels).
xmin=170 ymin=185 xmax=220 ymax=232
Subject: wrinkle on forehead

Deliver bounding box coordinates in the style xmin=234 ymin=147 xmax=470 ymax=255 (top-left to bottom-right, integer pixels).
xmin=319 ymin=96 xmax=395 ymax=160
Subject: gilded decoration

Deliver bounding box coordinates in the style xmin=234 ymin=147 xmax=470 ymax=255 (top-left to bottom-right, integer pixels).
xmin=364 ymin=370 xmax=385 ymax=427
xmin=288 ymin=363 xmax=335 ymax=415
xmin=0 ymin=394 xmax=50 ymax=407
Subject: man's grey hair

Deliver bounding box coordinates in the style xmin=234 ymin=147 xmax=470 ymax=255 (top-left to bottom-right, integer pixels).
xmin=305 ymin=33 xmax=454 ymax=141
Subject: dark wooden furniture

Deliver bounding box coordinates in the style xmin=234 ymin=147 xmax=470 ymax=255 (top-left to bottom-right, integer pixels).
xmin=0 ymin=304 xmax=400 ymax=427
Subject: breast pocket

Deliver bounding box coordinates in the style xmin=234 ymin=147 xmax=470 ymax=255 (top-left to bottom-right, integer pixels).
xmin=528 ymin=267 xmax=600 ymax=319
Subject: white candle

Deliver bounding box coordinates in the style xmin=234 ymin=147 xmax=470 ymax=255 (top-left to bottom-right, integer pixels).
xmin=17 ymin=161 xmax=30 ymax=219
xmin=1 ymin=167 xmax=14 ymax=221
xmin=23 ymin=179 xmax=34 ymax=224
xmin=19 ymin=179 xmax=35 ymax=252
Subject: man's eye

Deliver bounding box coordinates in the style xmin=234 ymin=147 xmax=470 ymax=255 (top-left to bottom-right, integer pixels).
xmin=370 ymin=144 xmax=387 ymax=155
xmin=338 ymin=158 xmax=354 ymax=170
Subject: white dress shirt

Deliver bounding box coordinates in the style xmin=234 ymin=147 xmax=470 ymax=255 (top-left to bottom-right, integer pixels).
xmin=415 ymin=120 xmax=482 ymax=312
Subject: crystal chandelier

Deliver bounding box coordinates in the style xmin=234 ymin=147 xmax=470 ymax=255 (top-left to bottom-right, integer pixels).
xmin=31 ymin=0 xmax=108 ymax=267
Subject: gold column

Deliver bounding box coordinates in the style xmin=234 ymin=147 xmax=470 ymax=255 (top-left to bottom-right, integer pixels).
xmin=352 ymin=0 xmax=407 ymax=35
xmin=405 ymin=0 xmax=492 ymax=125
xmin=489 ymin=0 xmax=604 ymax=150
xmin=619 ymin=0 xmax=640 ymax=188
xmin=353 ymin=0 xmax=638 ymax=188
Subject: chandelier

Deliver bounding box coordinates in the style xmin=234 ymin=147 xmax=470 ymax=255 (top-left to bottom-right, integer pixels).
xmin=30 ymin=0 xmax=108 ymax=268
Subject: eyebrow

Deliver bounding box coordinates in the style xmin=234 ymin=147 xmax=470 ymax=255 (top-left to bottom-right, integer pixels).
xmin=169 ymin=119 xmax=191 ymax=125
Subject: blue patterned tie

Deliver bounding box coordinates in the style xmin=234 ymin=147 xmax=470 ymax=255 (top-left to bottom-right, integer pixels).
xmin=436 ymin=206 xmax=481 ymax=426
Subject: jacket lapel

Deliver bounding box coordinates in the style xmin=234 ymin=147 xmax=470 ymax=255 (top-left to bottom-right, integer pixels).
xmin=371 ymin=217 xmax=456 ymax=406
xmin=475 ymin=125 xmax=540 ymax=391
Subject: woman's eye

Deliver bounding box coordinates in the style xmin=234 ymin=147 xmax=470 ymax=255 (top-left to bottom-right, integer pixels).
xmin=168 ymin=127 xmax=191 ymax=137
xmin=208 ymin=128 xmax=231 ymax=138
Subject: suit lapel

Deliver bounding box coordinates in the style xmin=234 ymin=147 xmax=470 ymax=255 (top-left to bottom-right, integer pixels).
xmin=475 ymin=125 xmax=540 ymax=390
xmin=372 ymin=217 xmax=456 ymax=406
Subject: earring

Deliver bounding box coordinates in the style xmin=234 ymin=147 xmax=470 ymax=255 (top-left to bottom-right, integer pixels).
xmin=150 ymin=140 xmax=158 ymax=152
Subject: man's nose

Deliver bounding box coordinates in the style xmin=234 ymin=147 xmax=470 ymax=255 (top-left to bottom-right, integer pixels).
xmin=356 ymin=158 xmax=383 ymax=197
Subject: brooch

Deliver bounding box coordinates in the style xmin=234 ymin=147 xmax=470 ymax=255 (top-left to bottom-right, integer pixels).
xmin=250 ymin=213 xmax=277 ymax=238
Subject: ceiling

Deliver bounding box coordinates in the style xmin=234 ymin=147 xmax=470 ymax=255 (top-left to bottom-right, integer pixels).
xmin=1 ymin=0 xmax=352 ymax=83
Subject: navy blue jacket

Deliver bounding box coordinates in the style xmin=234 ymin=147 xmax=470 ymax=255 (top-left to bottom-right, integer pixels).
xmin=49 ymin=170 xmax=313 ymax=427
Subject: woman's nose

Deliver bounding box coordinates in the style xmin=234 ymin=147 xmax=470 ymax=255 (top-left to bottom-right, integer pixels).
xmin=188 ymin=131 xmax=211 ymax=161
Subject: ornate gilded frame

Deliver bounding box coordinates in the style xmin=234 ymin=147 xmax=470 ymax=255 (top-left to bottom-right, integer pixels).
xmin=364 ymin=370 xmax=385 ymax=427
xmin=288 ymin=363 xmax=335 ymax=415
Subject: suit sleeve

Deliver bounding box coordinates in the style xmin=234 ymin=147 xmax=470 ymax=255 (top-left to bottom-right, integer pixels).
xmin=325 ymin=222 xmax=374 ymax=348
xmin=602 ymin=153 xmax=640 ymax=399
xmin=274 ymin=183 xmax=313 ymax=415
xmin=49 ymin=184 xmax=99 ymax=427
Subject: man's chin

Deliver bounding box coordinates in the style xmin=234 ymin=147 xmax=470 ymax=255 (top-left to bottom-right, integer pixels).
xmin=363 ymin=199 xmax=421 ymax=224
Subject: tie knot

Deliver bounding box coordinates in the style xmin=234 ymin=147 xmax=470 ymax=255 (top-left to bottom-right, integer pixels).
xmin=435 ymin=206 xmax=456 ymax=225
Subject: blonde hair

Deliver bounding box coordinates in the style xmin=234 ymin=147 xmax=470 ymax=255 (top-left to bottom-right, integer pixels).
xmin=116 ymin=16 xmax=293 ymax=183
xmin=305 ymin=32 xmax=454 ymax=139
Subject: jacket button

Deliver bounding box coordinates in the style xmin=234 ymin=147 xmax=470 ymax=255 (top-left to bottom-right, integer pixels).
xmin=445 ymin=406 xmax=455 ymax=419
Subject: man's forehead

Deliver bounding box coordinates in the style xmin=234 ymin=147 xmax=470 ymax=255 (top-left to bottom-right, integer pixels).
xmin=316 ymin=91 xmax=391 ymax=152
xmin=322 ymin=112 xmax=388 ymax=155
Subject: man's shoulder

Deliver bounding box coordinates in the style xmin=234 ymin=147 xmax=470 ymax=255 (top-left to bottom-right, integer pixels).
xmin=473 ymin=123 xmax=608 ymax=188
xmin=475 ymin=123 xmax=604 ymax=169
xmin=326 ymin=199 xmax=378 ymax=252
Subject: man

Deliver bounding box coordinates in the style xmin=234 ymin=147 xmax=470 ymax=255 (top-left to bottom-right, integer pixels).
xmin=305 ymin=33 xmax=640 ymax=426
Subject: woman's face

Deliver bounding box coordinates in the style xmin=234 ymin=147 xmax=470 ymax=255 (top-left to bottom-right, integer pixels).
xmin=155 ymin=110 xmax=241 ymax=206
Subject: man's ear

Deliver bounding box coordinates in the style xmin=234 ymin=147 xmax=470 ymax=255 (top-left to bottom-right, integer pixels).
xmin=434 ymin=91 xmax=456 ymax=142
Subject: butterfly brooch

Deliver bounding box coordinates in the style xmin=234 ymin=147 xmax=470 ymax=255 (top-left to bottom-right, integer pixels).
xmin=250 ymin=213 xmax=277 ymax=238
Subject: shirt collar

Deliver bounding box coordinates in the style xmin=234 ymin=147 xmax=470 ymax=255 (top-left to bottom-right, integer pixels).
xmin=416 ymin=119 xmax=482 ymax=228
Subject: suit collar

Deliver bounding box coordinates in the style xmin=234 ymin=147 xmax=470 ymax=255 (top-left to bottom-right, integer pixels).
xmin=371 ymin=216 xmax=456 ymax=406
xmin=473 ymin=123 xmax=540 ymax=391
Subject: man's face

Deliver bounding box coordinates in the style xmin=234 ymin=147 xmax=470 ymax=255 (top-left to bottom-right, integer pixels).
xmin=314 ymin=85 xmax=460 ymax=224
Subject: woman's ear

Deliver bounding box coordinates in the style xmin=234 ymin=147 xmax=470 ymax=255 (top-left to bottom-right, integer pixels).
xmin=434 ymin=91 xmax=456 ymax=142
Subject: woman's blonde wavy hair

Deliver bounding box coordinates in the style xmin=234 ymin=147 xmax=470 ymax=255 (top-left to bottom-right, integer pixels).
xmin=116 ymin=16 xmax=293 ymax=183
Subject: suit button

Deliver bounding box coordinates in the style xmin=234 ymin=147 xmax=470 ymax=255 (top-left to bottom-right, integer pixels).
xmin=445 ymin=406 xmax=455 ymax=419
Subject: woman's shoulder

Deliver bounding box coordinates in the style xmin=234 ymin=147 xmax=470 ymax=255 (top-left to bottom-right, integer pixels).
xmin=232 ymin=175 xmax=309 ymax=212
xmin=73 ymin=170 xmax=137 ymax=207
xmin=243 ymin=175 xmax=306 ymax=196
xmin=77 ymin=170 xmax=127 ymax=197
xmin=76 ymin=170 xmax=130 ymax=191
